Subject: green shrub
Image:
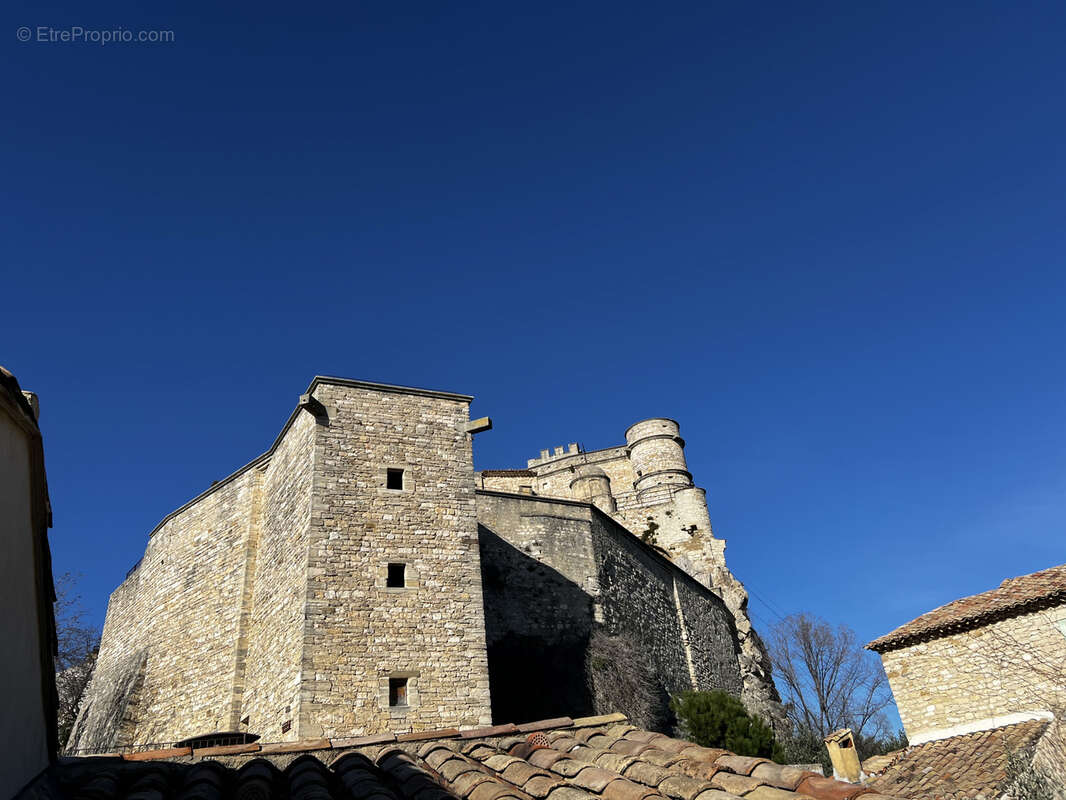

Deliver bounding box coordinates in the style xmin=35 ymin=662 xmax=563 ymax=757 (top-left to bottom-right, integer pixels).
xmin=670 ymin=690 xmax=780 ymax=759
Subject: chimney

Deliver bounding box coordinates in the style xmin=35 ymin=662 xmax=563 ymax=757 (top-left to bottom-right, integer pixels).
xmin=823 ymin=728 xmax=862 ymax=783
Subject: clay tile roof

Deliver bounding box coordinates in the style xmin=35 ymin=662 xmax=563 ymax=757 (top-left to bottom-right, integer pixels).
xmin=480 ymin=470 xmax=538 ymax=477
xmin=864 ymin=718 xmax=1050 ymax=800
xmin=34 ymin=716 xmax=910 ymax=800
xmin=866 ymin=562 xmax=1066 ymax=652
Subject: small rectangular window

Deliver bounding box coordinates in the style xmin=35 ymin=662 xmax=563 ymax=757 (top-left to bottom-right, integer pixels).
xmin=387 ymin=563 xmax=406 ymax=588
xmin=386 ymin=468 xmax=404 ymax=490
xmin=389 ymin=677 xmax=408 ymax=707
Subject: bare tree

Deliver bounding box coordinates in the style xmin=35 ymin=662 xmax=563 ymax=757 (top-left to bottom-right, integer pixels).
xmin=54 ymin=572 xmax=100 ymax=752
xmin=767 ymin=613 xmax=895 ymax=743
xmin=585 ymin=631 xmax=665 ymax=732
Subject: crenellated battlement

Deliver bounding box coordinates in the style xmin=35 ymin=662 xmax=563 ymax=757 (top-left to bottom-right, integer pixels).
xmin=526 ymin=442 xmax=580 ymax=468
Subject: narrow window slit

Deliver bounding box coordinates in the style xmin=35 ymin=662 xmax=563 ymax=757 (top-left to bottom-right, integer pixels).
xmin=389 ymin=677 xmax=408 ymax=707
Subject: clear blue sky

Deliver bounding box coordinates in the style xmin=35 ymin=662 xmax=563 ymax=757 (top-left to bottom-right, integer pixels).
xmin=5 ymin=1 xmax=1064 ymax=686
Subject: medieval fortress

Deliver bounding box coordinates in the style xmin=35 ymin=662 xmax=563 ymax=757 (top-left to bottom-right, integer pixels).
xmin=69 ymin=377 xmax=781 ymax=753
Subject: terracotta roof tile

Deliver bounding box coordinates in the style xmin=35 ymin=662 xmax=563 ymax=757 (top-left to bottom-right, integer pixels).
xmin=553 ymin=759 xmax=591 ymax=778
xmin=710 ymin=772 xmax=763 ymax=794
xmin=745 ymin=787 xmax=813 ymax=800
xmin=750 ymin=763 xmax=813 ymax=791
xmin=864 ymin=718 xmax=1050 ymax=800
xmin=42 ymin=715 xmax=912 ymax=800
xmin=518 ymin=718 xmax=575 ymax=733
xmin=546 ymin=787 xmax=596 ymax=800
xmin=713 ymin=755 xmax=768 ymax=776
xmin=618 ymin=759 xmax=665 ymax=785
xmin=569 ymin=767 xmax=622 ymax=792
xmin=526 ymin=775 xmax=567 ymax=797
xmin=594 ymin=752 xmax=638 ymax=774
xmin=192 ymin=742 xmax=261 ymax=757
xmin=600 ymin=778 xmax=663 ymax=800
xmin=691 ymin=791 xmax=743 ymax=800
xmin=464 ymin=725 xmax=522 ymax=739
xmin=795 ymin=775 xmax=869 ymax=800
xmin=572 ymin=714 xmax=629 ymax=728
xmin=259 ymin=738 xmax=331 ymax=754
xmin=675 ymin=760 xmax=720 ymax=782
xmin=398 ymin=728 xmax=461 ymax=742
xmin=529 ymin=749 xmax=567 ymax=769
xmin=502 ymin=760 xmax=553 ymax=787
xmin=867 ymin=562 xmax=1066 ymax=651
xmin=657 ymin=774 xmax=713 ymax=800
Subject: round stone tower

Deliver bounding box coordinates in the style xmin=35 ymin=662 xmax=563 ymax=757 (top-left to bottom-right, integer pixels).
xmin=624 ymin=418 xmax=692 ymax=502
xmin=624 ymin=417 xmax=714 ymax=583
xmin=569 ymin=465 xmax=617 ymax=513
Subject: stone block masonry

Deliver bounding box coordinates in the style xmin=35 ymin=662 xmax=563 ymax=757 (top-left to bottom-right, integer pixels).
xmin=475 ymin=490 xmax=742 ymax=727
xmin=71 ymin=377 xmax=772 ymax=752
xmin=299 ymin=381 xmax=491 ymax=738
xmin=480 ymin=418 xmax=785 ymax=731
xmin=880 ymin=603 xmax=1066 ymax=742
xmin=70 ymin=377 xmax=492 ymax=752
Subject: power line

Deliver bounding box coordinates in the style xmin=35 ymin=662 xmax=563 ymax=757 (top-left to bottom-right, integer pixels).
xmin=746 ymin=583 xmax=790 ymax=623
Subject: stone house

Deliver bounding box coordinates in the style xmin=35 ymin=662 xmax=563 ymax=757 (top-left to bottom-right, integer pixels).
xmin=864 ymin=563 xmax=1066 ymax=798
xmin=68 ymin=376 xmax=782 ymax=754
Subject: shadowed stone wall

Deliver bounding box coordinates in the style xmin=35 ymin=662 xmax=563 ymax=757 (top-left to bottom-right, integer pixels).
xmin=476 ymin=490 xmax=742 ymax=728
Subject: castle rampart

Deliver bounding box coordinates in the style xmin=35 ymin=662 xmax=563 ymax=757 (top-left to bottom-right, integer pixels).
xmin=71 ymin=377 xmax=781 ymax=752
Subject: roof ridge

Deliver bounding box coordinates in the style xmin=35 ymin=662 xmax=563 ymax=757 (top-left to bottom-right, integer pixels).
xmin=867 ymin=562 xmax=1066 ymax=652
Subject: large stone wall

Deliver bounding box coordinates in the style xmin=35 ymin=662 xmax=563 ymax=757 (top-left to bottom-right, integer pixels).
xmin=69 ymin=465 xmax=262 ymax=752
xmin=475 ymin=490 xmax=742 ymax=727
xmin=881 ymin=604 xmax=1066 ymax=742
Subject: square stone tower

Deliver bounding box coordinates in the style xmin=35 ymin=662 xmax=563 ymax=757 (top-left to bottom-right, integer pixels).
xmin=69 ymin=378 xmax=492 ymax=752
xmin=293 ymin=379 xmax=492 ymax=738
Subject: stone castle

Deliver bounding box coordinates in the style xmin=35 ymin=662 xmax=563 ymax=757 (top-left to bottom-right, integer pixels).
xmin=69 ymin=377 xmax=781 ymax=753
